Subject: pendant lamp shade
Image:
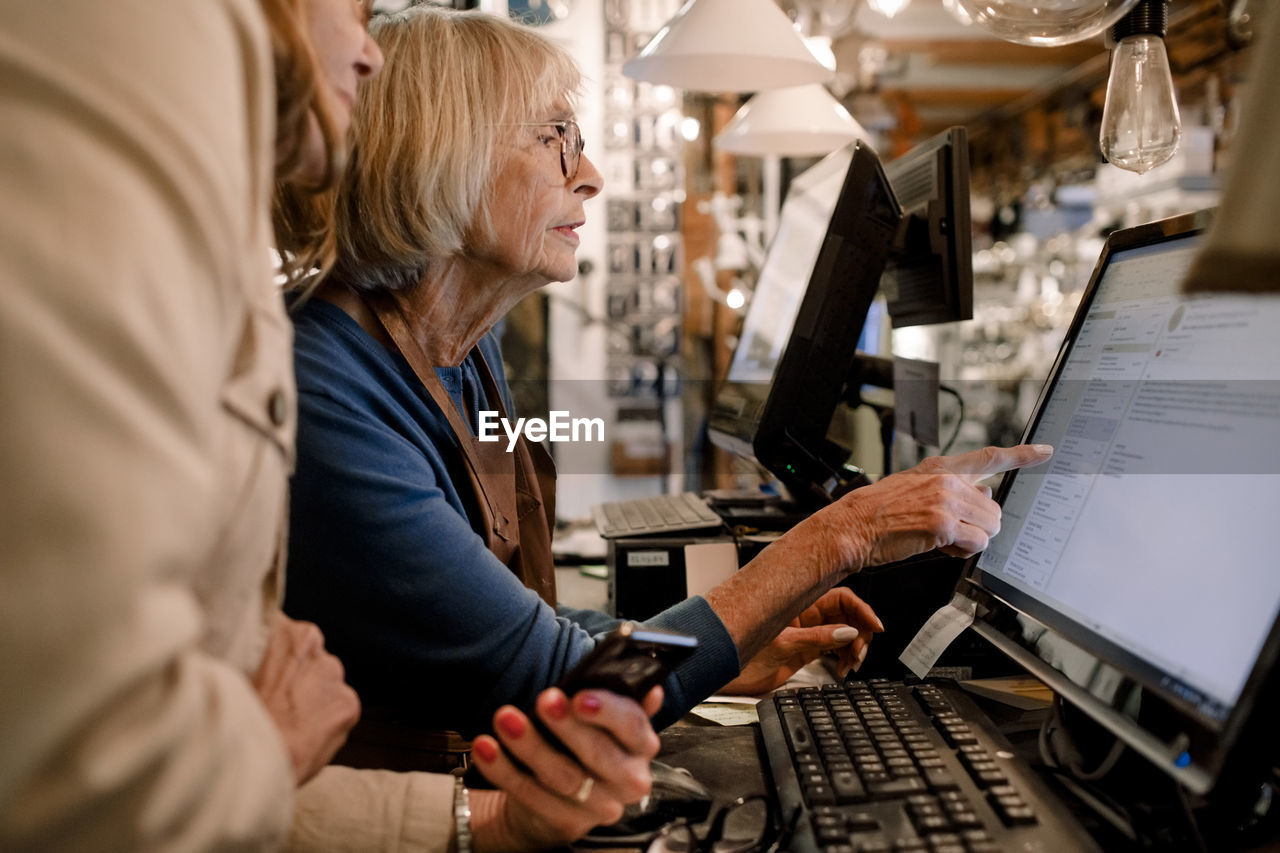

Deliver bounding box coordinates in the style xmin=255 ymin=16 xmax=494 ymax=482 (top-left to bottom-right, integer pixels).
xmin=622 ymin=0 xmax=832 ymax=92
xmin=714 ymin=84 xmax=871 ymax=156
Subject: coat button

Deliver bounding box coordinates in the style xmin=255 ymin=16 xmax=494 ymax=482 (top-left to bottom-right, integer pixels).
xmin=267 ymin=389 xmax=289 ymax=426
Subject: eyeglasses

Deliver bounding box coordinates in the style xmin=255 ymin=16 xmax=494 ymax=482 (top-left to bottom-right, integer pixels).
xmin=507 ymin=119 xmax=585 ymax=181
xmin=645 ymin=796 xmax=800 ymax=853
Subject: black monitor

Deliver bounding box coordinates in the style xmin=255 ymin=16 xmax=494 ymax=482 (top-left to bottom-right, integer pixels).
xmin=708 ymin=128 xmax=974 ymax=505
xmin=882 ymin=126 xmax=974 ymax=328
xmin=957 ymin=209 xmax=1280 ymax=798
xmin=708 ymin=140 xmax=900 ymax=505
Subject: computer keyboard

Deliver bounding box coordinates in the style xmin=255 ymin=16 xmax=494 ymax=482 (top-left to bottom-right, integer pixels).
xmin=591 ymin=492 xmax=724 ymax=538
xmin=759 ymin=679 xmax=1100 ymax=853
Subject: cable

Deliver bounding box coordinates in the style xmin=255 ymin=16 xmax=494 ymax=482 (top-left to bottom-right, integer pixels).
xmin=1046 ymin=768 xmax=1139 ymax=842
xmin=939 ymin=384 xmax=966 ymax=454
xmin=1037 ymin=692 xmax=1127 ymax=782
xmin=1174 ymin=778 xmax=1211 ymax=853
xmin=1036 ymin=698 xmax=1141 ymax=842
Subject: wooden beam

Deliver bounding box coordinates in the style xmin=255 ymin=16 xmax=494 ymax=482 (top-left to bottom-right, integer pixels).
xmin=877 ymin=39 xmax=1099 ymax=66
xmin=879 ymin=87 xmax=1028 ymax=106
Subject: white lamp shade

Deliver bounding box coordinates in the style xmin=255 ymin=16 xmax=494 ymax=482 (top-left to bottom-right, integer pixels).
xmin=714 ymin=84 xmax=871 ymax=156
xmin=622 ymin=0 xmax=832 ymax=92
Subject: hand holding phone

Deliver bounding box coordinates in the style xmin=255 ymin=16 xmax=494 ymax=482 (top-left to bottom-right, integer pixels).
xmin=472 ymin=624 xmax=697 ymax=791
xmin=557 ymin=623 xmax=698 ymax=700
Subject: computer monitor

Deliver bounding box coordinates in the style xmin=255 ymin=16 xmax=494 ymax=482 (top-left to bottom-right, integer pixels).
xmin=957 ymin=209 xmax=1280 ymax=797
xmin=882 ymin=126 xmax=974 ymax=327
xmin=709 ymin=140 xmax=900 ymax=504
xmin=709 ymin=128 xmax=975 ymax=504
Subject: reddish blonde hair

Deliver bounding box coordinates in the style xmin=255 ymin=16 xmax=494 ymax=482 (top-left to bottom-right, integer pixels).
xmin=262 ymin=0 xmax=370 ymax=287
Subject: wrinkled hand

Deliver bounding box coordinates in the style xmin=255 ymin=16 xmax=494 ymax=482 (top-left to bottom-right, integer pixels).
xmin=721 ymin=587 xmax=884 ymax=695
xmin=841 ymin=444 xmax=1053 ymax=568
xmin=469 ymin=686 xmax=662 ymax=852
xmin=251 ymin=612 xmax=361 ymax=785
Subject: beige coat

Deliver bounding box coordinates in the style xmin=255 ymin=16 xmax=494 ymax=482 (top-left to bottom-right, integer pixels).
xmin=0 ymin=1 xmax=455 ymax=849
xmin=0 ymin=0 xmax=295 ymax=848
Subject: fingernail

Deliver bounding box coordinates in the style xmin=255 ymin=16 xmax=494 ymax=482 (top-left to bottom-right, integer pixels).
xmin=545 ymin=691 xmax=569 ymax=720
xmin=497 ymin=711 xmax=526 ymax=740
xmin=1033 ymin=444 xmax=1053 ymax=455
xmin=577 ymin=694 xmax=603 ymax=715
xmin=831 ymin=626 xmax=859 ymax=643
xmin=854 ymin=644 xmax=870 ymax=672
xmin=473 ymin=738 xmax=498 ymax=763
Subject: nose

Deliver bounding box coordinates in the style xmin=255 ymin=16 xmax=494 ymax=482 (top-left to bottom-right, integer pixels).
xmin=573 ymin=152 xmax=603 ymax=200
xmin=356 ymin=31 xmax=384 ymax=79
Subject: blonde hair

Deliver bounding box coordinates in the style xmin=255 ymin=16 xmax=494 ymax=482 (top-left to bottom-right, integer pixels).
xmin=326 ymin=5 xmax=583 ymax=293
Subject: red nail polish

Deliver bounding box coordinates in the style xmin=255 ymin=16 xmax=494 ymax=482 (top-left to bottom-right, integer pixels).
xmin=578 ymin=694 xmax=602 ymax=715
xmin=473 ymin=738 xmax=498 ymax=763
xmin=546 ymin=692 xmax=569 ymax=720
xmin=497 ymin=711 xmax=526 ymax=740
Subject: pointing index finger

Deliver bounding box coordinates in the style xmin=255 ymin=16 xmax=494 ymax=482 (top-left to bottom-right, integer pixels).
xmin=943 ymin=444 xmax=1053 ymax=482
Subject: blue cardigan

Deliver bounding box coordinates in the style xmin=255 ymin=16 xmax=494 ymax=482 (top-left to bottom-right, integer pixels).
xmin=285 ymin=298 xmax=740 ymax=735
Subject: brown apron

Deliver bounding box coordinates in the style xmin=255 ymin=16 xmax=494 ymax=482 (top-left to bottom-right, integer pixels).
xmin=335 ymin=290 xmax=558 ymax=773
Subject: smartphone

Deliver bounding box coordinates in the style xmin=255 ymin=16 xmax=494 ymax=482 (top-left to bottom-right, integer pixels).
xmin=558 ymin=622 xmax=698 ymax=701
xmin=466 ymin=624 xmax=699 ymax=788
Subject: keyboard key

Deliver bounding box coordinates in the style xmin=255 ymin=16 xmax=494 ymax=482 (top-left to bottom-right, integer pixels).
xmin=968 ymin=843 xmax=1003 ymax=853
xmin=923 ymin=767 xmax=959 ymax=790
xmin=866 ymin=777 xmax=927 ymax=796
xmin=909 ymin=802 xmax=944 ymax=818
xmin=914 ymin=815 xmax=951 ymax=833
xmin=818 ymin=825 xmax=851 ymax=844
xmin=805 ymin=783 xmax=836 ymax=805
xmin=831 ymin=770 xmax=867 ymax=802
xmin=976 ymin=770 xmax=1009 ymax=787
xmin=999 ymin=806 xmax=1038 ymax=826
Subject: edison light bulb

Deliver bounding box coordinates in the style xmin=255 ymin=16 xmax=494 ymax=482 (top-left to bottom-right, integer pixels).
xmin=955 ymin=0 xmax=1139 ymax=46
xmin=1099 ymin=1 xmax=1181 ymax=174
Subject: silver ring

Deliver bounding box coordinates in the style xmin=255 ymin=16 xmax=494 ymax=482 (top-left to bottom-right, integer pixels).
xmin=572 ymin=776 xmax=594 ymax=803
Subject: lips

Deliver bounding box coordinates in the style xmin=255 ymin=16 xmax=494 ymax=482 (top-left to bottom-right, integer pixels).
xmin=552 ymin=222 xmax=583 ymax=244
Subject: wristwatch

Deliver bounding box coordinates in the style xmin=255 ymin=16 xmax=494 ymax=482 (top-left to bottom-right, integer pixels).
xmin=453 ymin=774 xmax=472 ymax=853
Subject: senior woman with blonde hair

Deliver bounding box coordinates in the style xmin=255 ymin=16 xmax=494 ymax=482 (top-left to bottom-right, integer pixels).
xmin=285 ymin=3 xmax=1051 ymax=771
